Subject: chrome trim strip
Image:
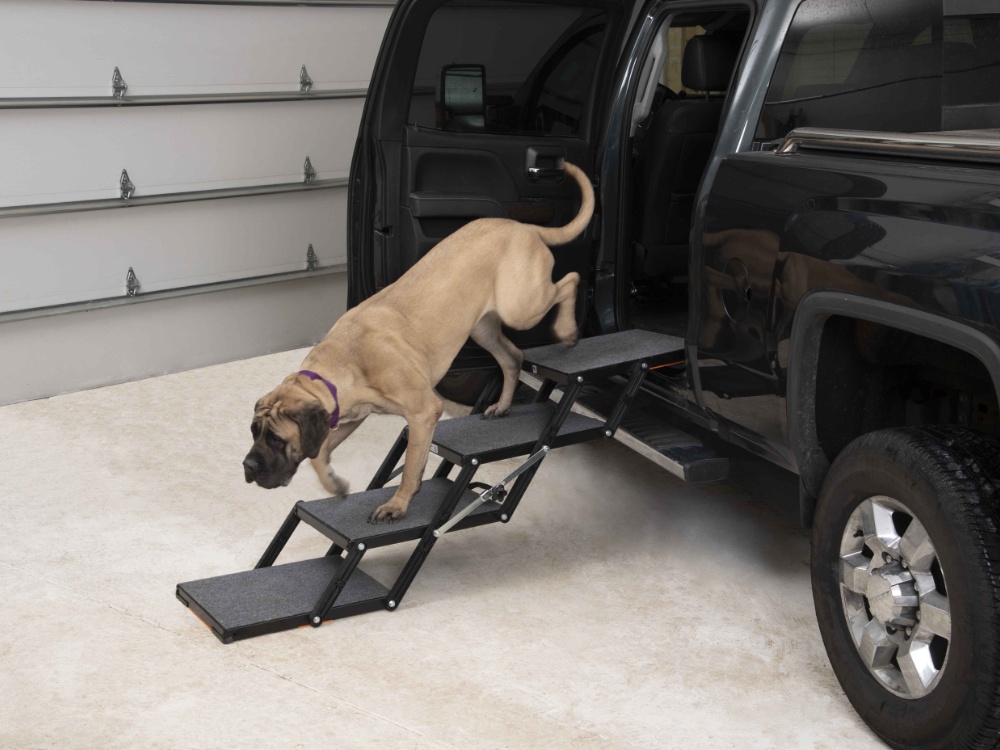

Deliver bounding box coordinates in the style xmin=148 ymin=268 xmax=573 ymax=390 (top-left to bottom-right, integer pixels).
xmin=777 ymin=127 xmax=1000 ymax=164
xmin=0 ymin=177 xmax=349 ymax=220
xmin=0 ymin=264 xmax=347 ymax=323
xmin=0 ymin=88 xmax=368 ymax=110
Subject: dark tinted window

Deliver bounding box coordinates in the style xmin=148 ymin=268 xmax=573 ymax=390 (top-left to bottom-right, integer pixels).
xmin=757 ymin=0 xmax=1000 ymax=139
xmin=408 ymin=0 xmax=607 ymax=136
xmin=942 ymin=11 xmax=1000 ymax=129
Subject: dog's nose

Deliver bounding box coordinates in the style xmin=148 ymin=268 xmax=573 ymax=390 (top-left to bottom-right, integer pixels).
xmin=243 ymin=456 xmax=259 ymax=483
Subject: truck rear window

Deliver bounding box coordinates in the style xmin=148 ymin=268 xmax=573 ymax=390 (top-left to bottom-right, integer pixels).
xmin=757 ymin=0 xmax=1000 ymax=139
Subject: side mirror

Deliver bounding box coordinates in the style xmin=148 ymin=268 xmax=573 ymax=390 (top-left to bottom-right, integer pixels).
xmin=438 ymin=64 xmax=486 ymax=132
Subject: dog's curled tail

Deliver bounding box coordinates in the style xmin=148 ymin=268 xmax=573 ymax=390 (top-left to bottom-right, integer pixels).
xmin=532 ymin=161 xmax=595 ymax=247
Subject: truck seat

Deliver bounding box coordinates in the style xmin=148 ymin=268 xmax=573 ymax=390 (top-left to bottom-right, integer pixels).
xmin=632 ymin=35 xmax=739 ymax=280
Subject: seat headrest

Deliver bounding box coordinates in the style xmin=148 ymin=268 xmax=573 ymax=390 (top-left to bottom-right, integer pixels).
xmin=682 ymin=35 xmax=738 ymax=92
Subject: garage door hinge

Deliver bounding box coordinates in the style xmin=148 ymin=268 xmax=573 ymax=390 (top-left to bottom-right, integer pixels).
xmin=125 ymin=267 xmax=141 ymax=297
xmin=303 ymin=156 xmax=317 ymax=184
xmin=299 ymin=65 xmax=313 ymax=93
xmin=119 ymin=169 xmax=136 ymax=201
xmin=306 ymin=244 xmax=319 ymax=271
xmin=111 ymin=67 xmax=128 ymax=99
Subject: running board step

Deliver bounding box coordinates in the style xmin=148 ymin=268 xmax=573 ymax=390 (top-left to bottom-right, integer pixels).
xmin=297 ymin=477 xmax=501 ymax=549
xmin=566 ymin=383 xmax=729 ymax=483
xmin=177 ymin=556 xmax=388 ymax=644
xmin=523 ymin=329 xmax=684 ymax=384
xmin=421 ymin=403 xmax=603 ymax=465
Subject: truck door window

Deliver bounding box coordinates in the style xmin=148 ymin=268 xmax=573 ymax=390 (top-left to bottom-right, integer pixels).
xmin=407 ymin=0 xmax=608 ymax=136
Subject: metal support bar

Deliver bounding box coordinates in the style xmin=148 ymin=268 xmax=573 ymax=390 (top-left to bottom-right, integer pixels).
xmin=255 ymin=506 xmax=301 ymax=568
xmin=603 ymin=362 xmax=648 ymax=436
xmin=387 ymin=463 xmax=479 ymax=608
xmin=324 ymin=543 xmax=344 ymax=557
xmin=499 ymin=378 xmax=584 ymax=521
xmin=533 ymin=378 xmax=556 ymax=404
xmin=368 ymin=432 xmax=407 ymax=490
xmin=310 ymin=542 xmax=366 ymax=625
xmin=0 ymin=87 xmax=368 ymax=110
xmin=434 ymin=446 xmax=548 ymax=537
xmin=471 ymin=370 xmax=503 ymax=415
xmin=0 ymin=177 xmax=348 ymax=221
xmin=432 ymin=458 xmax=454 ymax=479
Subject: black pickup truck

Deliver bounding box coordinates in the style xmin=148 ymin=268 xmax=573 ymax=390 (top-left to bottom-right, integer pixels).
xmin=347 ymin=0 xmax=1000 ymax=747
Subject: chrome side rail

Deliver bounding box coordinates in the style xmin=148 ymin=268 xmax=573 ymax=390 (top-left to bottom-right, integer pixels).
xmin=777 ymin=127 xmax=1000 ymax=165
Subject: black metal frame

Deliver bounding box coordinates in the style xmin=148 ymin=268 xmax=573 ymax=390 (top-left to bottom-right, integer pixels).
xmin=178 ymin=331 xmax=679 ymax=642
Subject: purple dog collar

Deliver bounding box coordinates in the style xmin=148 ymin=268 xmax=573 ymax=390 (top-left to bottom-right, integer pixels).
xmin=299 ymin=370 xmax=340 ymax=429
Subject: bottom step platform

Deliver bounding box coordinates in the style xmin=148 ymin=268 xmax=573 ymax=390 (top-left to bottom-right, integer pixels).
xmin=177 ymin=556 xmax=388 ymax=643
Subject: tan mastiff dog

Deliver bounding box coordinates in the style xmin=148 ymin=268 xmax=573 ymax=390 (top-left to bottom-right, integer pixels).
xmin=243 ymin=162 xmax=594 ymax=523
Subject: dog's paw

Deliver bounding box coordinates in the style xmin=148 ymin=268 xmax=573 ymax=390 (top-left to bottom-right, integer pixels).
xmin=481 ymin=403 xmax=511 ymax=420
xmin=559 ymin=327 xmax=580 ymax=348
xmin=320 ymin=470 xmax=350 ymax=498
xmin=330 ymin=474 xmax=350 ymax=498
xmin=369 ymin=502 xmax=405 ymax=524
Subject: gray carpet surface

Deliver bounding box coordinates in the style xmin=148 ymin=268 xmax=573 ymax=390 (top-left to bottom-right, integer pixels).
xmin=298 ymin=478 xmax=498 ymax=543
xmin=524 ymin=329 xmax=684 ymax=377
xmin=178 ymin=557 xmax=388 ymax=631
xmin=431 ymin=403 xmax=601 ymax=458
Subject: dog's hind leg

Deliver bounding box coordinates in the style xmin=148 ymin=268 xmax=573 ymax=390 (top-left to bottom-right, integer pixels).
xmin=471 ymin=313 xmax=524 ymax=420
xmin=551 ymin=271 xmax=580 ymax=347
xmin=310 ymin=417 xmax=365 ymax=497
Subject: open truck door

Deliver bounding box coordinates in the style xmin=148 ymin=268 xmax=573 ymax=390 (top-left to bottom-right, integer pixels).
xmin=348 ymin=0 xmax=639 ymax=388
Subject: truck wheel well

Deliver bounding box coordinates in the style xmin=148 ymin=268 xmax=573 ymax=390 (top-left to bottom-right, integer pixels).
xmin=814 ymin=315 xmax=1000 ymax=467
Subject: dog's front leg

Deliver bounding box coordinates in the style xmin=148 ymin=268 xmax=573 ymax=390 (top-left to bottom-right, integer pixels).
xmin=311 ymin=417 xmax=365 ymax=497
xmin=370 ymin=397 xmax=443 ymax=523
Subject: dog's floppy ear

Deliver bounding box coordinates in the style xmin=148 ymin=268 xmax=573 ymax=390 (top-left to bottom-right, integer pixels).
xmin=293 ymin=401 xmax=331 ymax=460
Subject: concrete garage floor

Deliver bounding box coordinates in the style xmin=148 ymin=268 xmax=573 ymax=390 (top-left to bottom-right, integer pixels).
xmin=0 ymin=348 xmax=884 ymax=749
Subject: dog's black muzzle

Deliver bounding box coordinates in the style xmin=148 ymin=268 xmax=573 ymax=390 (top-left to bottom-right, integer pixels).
xmin=243 ymin=450 xmax=295 ymax=488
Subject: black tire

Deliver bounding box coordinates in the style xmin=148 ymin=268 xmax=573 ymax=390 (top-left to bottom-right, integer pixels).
xmin=812 ymin=426 xmax=1000 ymax=750
xmin=436 ymin=368 xmax=498 ymax=406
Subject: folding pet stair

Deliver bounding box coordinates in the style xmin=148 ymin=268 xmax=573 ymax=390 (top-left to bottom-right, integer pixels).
xmin=177 ymin=329 xmax=722 ymax=644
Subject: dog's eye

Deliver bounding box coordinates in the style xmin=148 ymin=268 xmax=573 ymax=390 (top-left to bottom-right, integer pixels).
xmin=265 ymin=431 xmax=286 ymax=450
xmin=251 ymin=422 xmax=261 ymax=439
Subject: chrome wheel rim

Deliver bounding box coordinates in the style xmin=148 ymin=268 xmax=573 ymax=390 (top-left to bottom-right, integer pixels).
xmin=839 ymin=496 xmax=952 ymax=699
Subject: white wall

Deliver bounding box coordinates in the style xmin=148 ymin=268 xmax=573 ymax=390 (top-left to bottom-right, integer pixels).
xmin=0 ymin=0 xmax=392 ymax=404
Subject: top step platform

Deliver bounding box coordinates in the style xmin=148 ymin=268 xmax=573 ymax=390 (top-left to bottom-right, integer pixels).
xmin=523 ymin=330 xmax=684 ymax=384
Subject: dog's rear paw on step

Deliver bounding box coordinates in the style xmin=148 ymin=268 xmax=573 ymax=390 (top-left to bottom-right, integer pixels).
xmin=481 ymin=404 xmax=511 ymax=420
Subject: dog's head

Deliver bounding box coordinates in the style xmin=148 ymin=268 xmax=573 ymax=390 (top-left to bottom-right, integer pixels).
xmin=242 ymin=377 xmax=332 ymax=489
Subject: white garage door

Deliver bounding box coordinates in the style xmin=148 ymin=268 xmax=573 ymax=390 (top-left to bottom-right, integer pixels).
xmin=0 ymin=0 xmax=392 ymax=314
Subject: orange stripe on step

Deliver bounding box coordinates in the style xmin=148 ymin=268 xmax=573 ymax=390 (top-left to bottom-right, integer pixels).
xmin=650 ymin=360 xmax=685 ymax=370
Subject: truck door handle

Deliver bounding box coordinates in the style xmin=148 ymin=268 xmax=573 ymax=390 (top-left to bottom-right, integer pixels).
xmin=527 ymin=166 xmax=564 ymax=180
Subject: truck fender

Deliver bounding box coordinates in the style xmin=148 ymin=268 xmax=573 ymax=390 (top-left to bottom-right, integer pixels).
xmin=786 ymin=291 xmax=1000 ymax=503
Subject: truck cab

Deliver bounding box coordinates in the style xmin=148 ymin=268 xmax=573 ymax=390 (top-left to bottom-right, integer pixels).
xmin=349 ymin=1 xmax=1000 ymax=746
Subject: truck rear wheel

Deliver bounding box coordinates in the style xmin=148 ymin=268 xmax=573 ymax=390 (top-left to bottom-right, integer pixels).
xmin=811 ymin=426 xmax=1000 ymax=749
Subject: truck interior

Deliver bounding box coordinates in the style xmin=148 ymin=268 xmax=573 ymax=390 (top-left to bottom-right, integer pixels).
xmin=623 ymin=9 xmax=750 ymax=338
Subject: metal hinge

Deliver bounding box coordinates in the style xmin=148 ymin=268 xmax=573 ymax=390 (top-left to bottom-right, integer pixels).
xmin=299 ymin=65 xmax=313 ymax=93
xmin=125 ymin=267 xmax=141 ymax=297
xmin=303 ymin=156 xmax=316 ymax=184
xmin=119 ymin=169 xmax=136 ymax=201
xmin=306 ymin=244 xmax=319 ymax=271
xmin=111 ymin=67 xmax=128 ymax=99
